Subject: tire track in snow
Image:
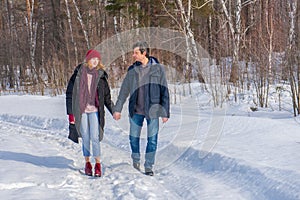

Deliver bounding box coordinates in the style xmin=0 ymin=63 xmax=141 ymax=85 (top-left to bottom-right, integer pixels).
xmin=159 ymin=146 xmax=300 ymax=200
xmin=219 ymin=114 xmax=300 ymax=199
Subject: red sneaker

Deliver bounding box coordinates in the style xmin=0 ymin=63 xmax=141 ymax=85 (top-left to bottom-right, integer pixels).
xmin=85 ymin=162 xmax=92 ymax=176
xmin=94 ymin=163 xmax=101 ymax=177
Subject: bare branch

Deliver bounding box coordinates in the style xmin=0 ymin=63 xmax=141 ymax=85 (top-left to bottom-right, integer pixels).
xmin=192 ymin=0 xmax=213 ymax=10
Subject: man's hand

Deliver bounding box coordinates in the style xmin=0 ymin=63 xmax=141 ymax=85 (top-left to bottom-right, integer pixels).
xmin=113 ymin=112 xmax=121 ymax=120
xmin=162 ymin=117 xmax=168 ymax=123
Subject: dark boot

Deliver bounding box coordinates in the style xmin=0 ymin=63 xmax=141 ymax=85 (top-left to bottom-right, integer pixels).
xmin=94 ymin=163 xmax=101 ymax=177
xmin=145 ymin=168 xmax=154 ymax=176
xmin=85 ymin=162 xmax=92 ymax=176
xmin=133 ymin=162 xmax=140 ymax=171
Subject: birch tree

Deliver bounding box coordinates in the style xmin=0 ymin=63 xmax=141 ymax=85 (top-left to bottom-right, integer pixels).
xmin=65 ymin=0 xmax=78 ymax=64
xmin=160 ymin=0 xmax=206 ymax=84
xmin=218 ymin=0 xmax=242 ymax=84
xmin=113 ymin=16 xmax=126 ymax=63
xmin=25 ymin=0 xmax=38 ymax=84
xmin=72 ymin=0 xmax=90 ymax=49
xmin=0 ymin=0 xmax=297 ymax=99
xmin=266 ymin=0 xmax=274 ymax=78
xmin=286 ymin=0 xmax=299 ymax=116
xmin=252 ymin=0 xmax=275 ymax=108
xmin=177 ymin=0 xmax=205 ymax=83
xmin=4 ymin=0 xmax=15 ymax=89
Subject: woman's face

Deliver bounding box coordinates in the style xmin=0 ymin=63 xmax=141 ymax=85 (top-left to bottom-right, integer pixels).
xmin=88 ymin=57 xmax=100 ymax=68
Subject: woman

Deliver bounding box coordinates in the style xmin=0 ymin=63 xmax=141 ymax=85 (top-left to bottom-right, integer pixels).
xmin=66 ymin=49 xmax=114 ymax=177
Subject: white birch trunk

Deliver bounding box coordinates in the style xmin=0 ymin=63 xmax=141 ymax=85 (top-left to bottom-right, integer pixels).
xmin=287 ymin=0 xmax=298 ymax=115
xmin=220 ymin=0 xmax=241 ymax=83
xmin=234 ymin=0 xmax=241 ymax=71
xmin=72 ymin=0 xmax=90 ymax=49
xmin=176 ymin=0 xmax=204 ymax=83
xmin=7 ymin=0 xmax=14 ymax=39
xmin=25 ymin=0 xmax=38 ymax=80
xmin=41 ymin=3 xmax=45 ymax=73
xmin=113 ymin=16 xmax=125 ymax=62
xmin=65 ymin=0 xmax=78 ymax=64
xmin=288 ymin=0 xmax=297 ymax=50
xmin=265 ymin=0 xmax=274 ymax=77
xmin=5 ymin=0 xmax=15 ymax=88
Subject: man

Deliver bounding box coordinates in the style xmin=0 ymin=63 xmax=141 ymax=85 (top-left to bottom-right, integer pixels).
xmin=113 ymin=41 xmax=170 ymax=176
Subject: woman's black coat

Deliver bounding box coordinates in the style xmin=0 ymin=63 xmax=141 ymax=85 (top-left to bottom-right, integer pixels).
xmin=66 ymin=63 xmax=114 ymax=143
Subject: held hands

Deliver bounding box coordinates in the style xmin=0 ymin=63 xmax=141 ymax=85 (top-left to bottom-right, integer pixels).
xmin=113 ymin=112 xmax=167 ymax=123
xmin=113 ymin=112 xmax=121 ymax=120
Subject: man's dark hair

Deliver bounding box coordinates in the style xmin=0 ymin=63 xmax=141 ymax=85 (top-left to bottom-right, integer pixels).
xmin=133 ymin=41 xmax=150 ymax=58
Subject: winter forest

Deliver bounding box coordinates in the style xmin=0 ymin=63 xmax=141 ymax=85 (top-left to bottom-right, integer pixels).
xmin=0 ymin=0 xmax=299 ymax=115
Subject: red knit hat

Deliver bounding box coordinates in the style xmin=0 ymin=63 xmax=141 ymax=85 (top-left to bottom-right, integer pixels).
xmin=85 ymin=49 xmax=101 ymax=61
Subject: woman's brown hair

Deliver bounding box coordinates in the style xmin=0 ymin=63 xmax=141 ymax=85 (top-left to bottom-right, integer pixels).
xmin=86 ymin=60 xmax=105 ymax=70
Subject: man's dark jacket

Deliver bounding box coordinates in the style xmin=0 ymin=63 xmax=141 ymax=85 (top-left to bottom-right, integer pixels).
xmin=114 ymin=57 xmax=170 ymax=119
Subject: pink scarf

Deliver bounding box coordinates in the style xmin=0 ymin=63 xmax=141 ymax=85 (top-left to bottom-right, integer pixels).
xmin=79 ymin=66 xmax=99 ymax=113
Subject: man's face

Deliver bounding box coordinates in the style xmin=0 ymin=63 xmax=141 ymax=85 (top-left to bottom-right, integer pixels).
xmin=132 ymin=47 xmax=146 ymax=62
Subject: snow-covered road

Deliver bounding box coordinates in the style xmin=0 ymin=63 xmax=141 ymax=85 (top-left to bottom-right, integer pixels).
xmin=0 ymin=94 xmax=300 ymax=200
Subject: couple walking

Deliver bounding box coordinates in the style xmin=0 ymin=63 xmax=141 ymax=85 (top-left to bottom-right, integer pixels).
xmin=66 ymin=41 xmax=170 ymax=177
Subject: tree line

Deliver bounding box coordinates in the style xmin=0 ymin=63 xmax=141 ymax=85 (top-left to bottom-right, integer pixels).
xmin=0 ymin=0 xmax=299 ymax=115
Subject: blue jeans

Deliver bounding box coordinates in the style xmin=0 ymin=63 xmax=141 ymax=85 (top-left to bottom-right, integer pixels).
xmin=129 ymin=114 xmax=159 ymax=169
xmin=80 ymin=112 xmax=101 ymax=157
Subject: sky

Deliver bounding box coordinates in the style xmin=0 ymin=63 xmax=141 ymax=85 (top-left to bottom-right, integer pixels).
xmin=0 ymin=83 xmax=300 ymax=200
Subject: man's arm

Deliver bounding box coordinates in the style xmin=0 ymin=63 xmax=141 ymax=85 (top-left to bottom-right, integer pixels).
xmin=114 ymin=70 xmax=131 ymax=114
